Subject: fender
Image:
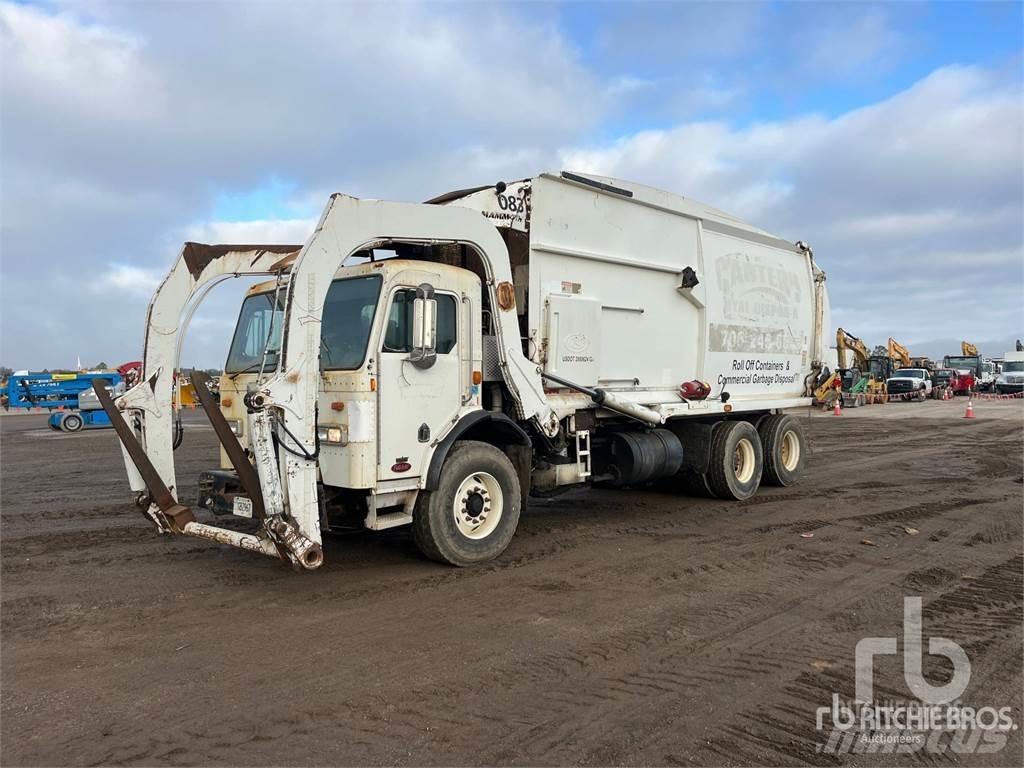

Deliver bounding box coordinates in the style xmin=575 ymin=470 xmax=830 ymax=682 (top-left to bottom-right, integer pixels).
xmin=424 ymin=410 xmax=531 ymax=490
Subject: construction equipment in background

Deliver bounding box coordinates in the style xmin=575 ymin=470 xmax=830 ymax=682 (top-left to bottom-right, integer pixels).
xmin=836 ymin=327 xmax=871 ymax=371
xmin=962 ymin=341 xmax=979 ymax=356
xmin=909 ymin=356 xmax=935 ymax=372
xmin=814 ymin=370 xmax=842 ymax=406
xmin=177 ymin=378 xmax=199 ymax=408
xmin=5 ymin=361 xmax=201 ymax=433
xmin=5 ymin=371 xmax=124 ymax=430
xmin=836 ymin=328 xmax=887 ymax=402
xmin=6 ymin=371 xmax=121 ymax=412
xmin=839 ymin=370 xmax=870 ymax=407
xmin=888 ymin=337 xmax=911 ymax=369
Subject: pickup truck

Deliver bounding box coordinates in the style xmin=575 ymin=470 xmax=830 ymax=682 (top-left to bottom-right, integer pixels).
xmin=886 ymin=368 xmax=932 ymax=400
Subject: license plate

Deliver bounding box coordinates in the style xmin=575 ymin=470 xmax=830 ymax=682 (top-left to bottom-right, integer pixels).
xmin=232 ymin=496 xmax=253 ymax=518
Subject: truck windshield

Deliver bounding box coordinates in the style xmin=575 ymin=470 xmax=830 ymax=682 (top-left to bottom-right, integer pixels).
xmin=944 ymin=355 xmax=977 ymax=369
xmin=225 ymin=291 xmax=284 ymax=374
xmin=897 ymin=370 xmax=925 ymax=379
xmin=225 ymin=274 xmax=383 ymax=373
xmin=1004 ymin=361 xmax=1024 ymax=373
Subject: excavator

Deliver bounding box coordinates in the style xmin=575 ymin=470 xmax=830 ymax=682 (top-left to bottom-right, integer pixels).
xmin=887 ymin=337 xmax=911 ymax=369
xmin=834 ymin=328 xmax=890 ymax=405
xmin=962 ymin=341 xmax=979 ymax=356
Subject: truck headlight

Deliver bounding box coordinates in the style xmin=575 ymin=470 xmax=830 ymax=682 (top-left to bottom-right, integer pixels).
xmin=226 ymin=419 xmax=242 ymax=436
xmin=317 ymin=425 xmax=347 ymax=445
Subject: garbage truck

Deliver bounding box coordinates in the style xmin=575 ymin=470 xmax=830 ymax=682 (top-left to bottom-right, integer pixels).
xmin=96 ymin=171 xmax=831 ymax=569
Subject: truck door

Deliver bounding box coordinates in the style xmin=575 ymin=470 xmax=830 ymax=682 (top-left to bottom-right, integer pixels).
xmin=377 ymin=288 xmax=462 ymax=482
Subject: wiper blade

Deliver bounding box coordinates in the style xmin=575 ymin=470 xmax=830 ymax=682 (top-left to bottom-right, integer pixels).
xmin=228 ymin=361 xmax=276 ymax=381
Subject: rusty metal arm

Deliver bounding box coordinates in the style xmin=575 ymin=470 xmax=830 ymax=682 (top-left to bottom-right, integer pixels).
xmin=92 ymin=381 xmax=195 ymax=532
xmin=189 ymin=371 xmax=266 ymax=520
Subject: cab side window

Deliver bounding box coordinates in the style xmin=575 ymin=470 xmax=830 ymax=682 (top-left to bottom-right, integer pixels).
xmin=383 ymin=289 xmax=458 ymax=354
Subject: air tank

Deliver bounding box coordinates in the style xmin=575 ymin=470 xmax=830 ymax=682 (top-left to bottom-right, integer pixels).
xmin=593 ymin=429 xmax=684 ymax=487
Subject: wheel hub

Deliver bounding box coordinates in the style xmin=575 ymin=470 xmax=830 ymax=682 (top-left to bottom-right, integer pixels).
xmin=466 ymin=492 xmax=485 ymax=517
xmin=733 ymin=438 xmax=756 ymax=484
xmin=452 ymin=472 xmax=503 ymax=540
xmin=781 ymin=429 xmax=800 ymax=471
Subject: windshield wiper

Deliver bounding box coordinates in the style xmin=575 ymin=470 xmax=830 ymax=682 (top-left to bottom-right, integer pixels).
xmin=228 ymin=360 xmax=278 ymax=381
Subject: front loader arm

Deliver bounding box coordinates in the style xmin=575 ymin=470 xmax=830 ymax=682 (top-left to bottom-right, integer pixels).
xmin=107 ymin=195 xmax=558 ymax=570
xmin=106 ymin=244 xmax=298 ymax=539
xmin=248 ymin=195 xmax=559 ymax=555
xmin=133 ymin=243 xmax=300 ymax=497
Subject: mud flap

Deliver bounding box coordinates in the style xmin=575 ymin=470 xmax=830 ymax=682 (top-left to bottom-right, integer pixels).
xmin=92 ymin=381 xmax=195 ymax=532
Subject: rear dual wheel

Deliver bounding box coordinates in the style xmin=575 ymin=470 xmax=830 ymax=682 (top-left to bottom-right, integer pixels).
xmin=706 ymin=421 xmax=763 ymax=500
xmin=674 ymin=415 xmax=806 ymax=499
xmin=758 ymin=414 xmax=805 ymax=487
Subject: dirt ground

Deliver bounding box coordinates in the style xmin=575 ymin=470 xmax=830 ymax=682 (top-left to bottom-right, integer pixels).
xmin=2 ymin=400 xmax=1022 ymax=767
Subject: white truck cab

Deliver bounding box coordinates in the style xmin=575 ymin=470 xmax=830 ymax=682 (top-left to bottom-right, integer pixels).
xmin=885 ymin=368 xmax=932 ymax=400
xmin=995 ymin=352 xmax=1024 ymax=395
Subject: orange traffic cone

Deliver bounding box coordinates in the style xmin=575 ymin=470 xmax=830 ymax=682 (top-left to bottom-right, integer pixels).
xmin=964 ymin=399 xmax=975 ymax=419
xmin=833 ymin=399 xmax=842 ymax=416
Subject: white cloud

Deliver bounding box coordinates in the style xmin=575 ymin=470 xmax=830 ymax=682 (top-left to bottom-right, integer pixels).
xmin=830 ymin=205 xmax=1021 ymax=240
xmin=802 ymin=10 xmax=903 ymax=79
xmin=559 ymin=63 xmax=1023 ymax=344
xmin=94 ymin=265 xmax=164 ymax=298
xmin=183 ymin=218 xmax=318 ymax=246
xmin=0 ymin=1 xmax=162 ymax=120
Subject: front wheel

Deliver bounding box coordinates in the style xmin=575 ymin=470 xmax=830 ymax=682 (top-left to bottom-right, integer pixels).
xmin=413 ymin=440 xmax=521 ymax=566
xmin=706 ymin=421 xmax=763 ymax=500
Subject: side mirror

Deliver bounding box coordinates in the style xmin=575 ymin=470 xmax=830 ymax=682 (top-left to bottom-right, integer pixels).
xmin=409 ymin=283 xmax=437 ymax=369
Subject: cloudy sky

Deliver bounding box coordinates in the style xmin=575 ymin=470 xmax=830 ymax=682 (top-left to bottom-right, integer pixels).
xmin=2 ymin=0 xmax=1022 ymax=370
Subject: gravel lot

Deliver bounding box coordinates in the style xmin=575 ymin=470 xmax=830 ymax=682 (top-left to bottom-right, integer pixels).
xmin=2 ymin=400 xmax=1022 ymax=766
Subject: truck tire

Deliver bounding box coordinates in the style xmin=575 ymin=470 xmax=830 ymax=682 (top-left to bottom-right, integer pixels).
xmin=413 ymin=440 xmax=521 ymax=566
xmin=706 ymin=421 xmax=763 ymax=500
xmin=61 ymin=413 xmax=83 ymax=432
xmin=758 ymin=414 xmax=805 ymax=487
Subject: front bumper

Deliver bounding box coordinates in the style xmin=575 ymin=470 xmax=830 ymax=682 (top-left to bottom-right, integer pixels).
xmin=996 ymin=382 xmax=1024 ymax=394
xmin=886 ymin=382 xmax=921 ymax=395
